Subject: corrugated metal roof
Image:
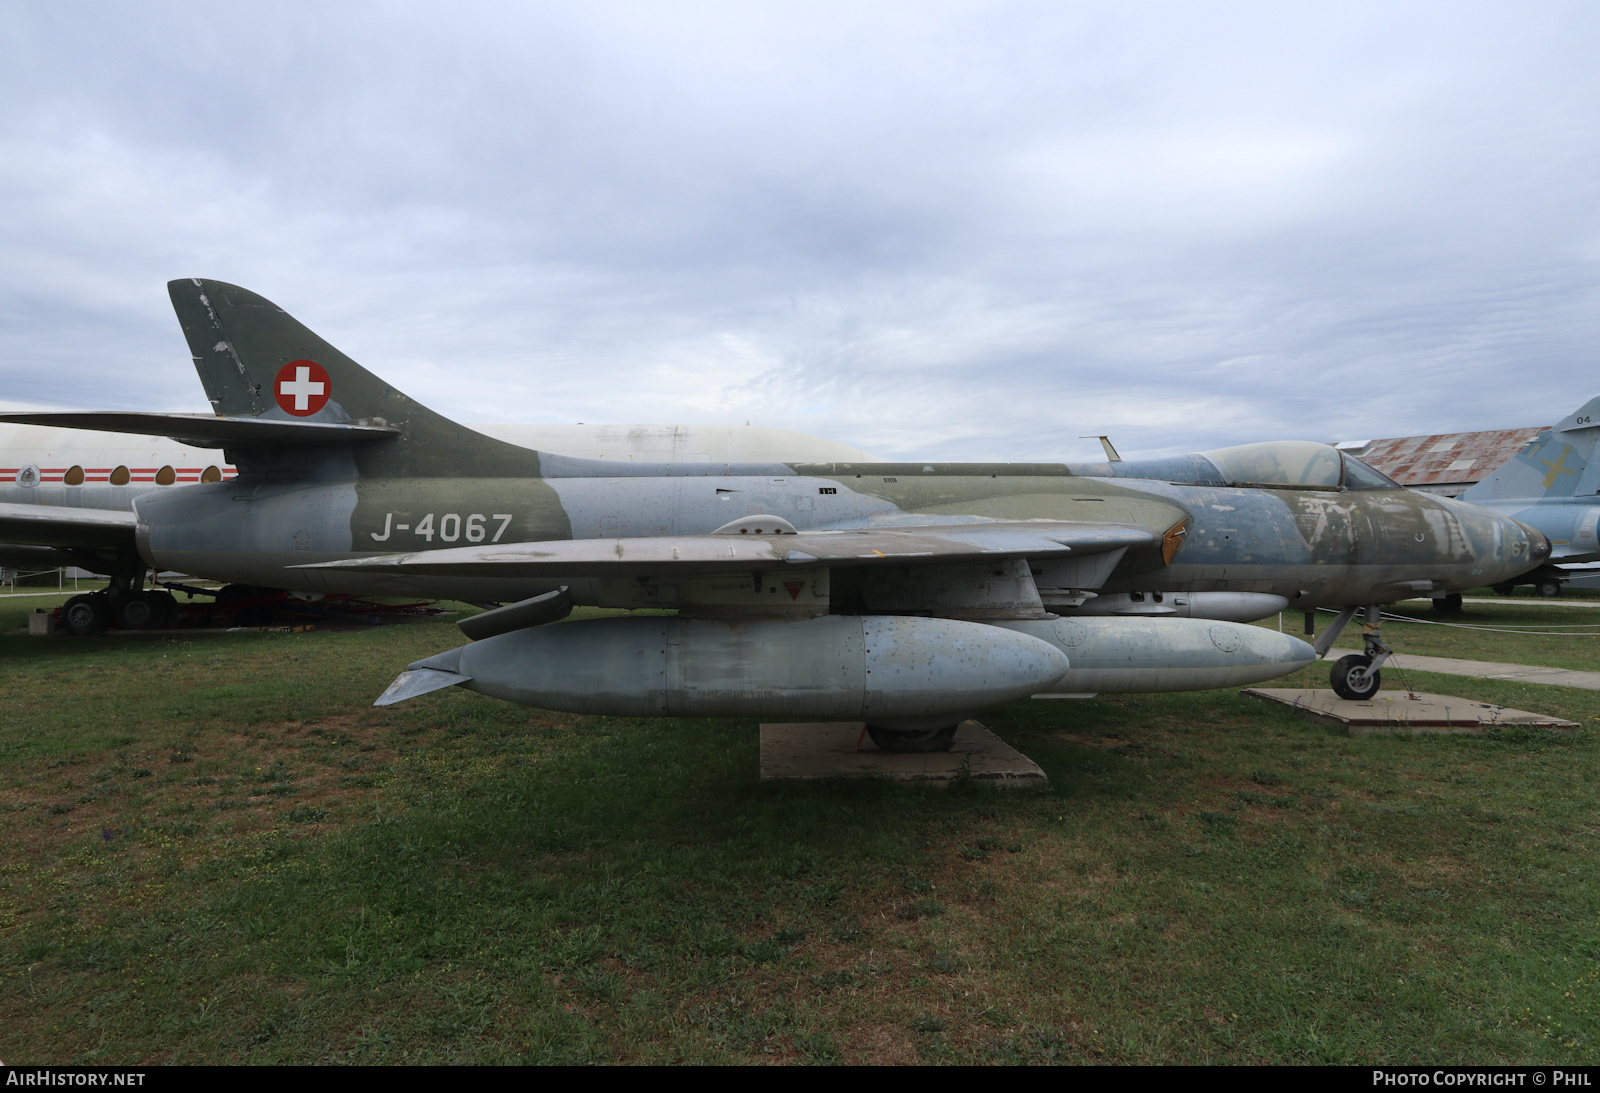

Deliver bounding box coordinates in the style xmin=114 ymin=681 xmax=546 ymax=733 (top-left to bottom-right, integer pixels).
xmin=1336 ymin=426 xmax=1549 ymax=491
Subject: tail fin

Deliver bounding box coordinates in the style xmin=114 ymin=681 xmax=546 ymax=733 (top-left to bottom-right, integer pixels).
xmin=1461 ymin=396 xmax=1600 ymax=502
xmin=168 ymin=279 xmax=541 ymax=477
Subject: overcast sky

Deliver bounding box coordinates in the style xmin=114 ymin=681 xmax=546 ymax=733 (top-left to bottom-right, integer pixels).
xmin=1 ymin=2 xmax=1597 ymax=461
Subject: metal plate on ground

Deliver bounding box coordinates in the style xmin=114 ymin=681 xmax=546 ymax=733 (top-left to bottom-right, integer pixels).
xmin=1242 ymin=688 xmax=1578 ymax=735
xmin=759 ymin=720 xmax=1047 ymax=787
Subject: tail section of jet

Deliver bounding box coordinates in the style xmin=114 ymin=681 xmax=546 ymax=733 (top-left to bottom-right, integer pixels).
xmin=1461 ymin=396 xmax=1600 ymax=504
xmin=166 ymin=278 xmax=542 ymax=478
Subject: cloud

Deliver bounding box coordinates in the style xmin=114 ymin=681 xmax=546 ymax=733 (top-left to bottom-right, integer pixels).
xmin=1 ymin=1 xmax=1598 ymax=461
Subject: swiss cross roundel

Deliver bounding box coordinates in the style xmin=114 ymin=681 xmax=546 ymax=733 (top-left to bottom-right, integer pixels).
xmin=274 ymin=359 xmax=331 ymax=416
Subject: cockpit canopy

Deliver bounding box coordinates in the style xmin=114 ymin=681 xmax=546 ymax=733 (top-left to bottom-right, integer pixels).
xmin=1199 ymin=441 xmax=1399 ymax=491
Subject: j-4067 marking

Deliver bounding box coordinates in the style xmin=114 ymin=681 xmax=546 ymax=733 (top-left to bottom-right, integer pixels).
xmin=370 ymin=512 xmax=513 ymax=543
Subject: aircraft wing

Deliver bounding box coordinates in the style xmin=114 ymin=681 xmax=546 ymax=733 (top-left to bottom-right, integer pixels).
xmin=0 ymin=412 xmax=401 ymax=447
xmin=0 ymin=502 xmax=138 ymax=551
xmin=302 ymin=521 xmax=1155 ymax=579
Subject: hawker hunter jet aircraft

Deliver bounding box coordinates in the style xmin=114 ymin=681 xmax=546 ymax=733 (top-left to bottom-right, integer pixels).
xmin=0 ymin=280 xmax=1549 ymax=748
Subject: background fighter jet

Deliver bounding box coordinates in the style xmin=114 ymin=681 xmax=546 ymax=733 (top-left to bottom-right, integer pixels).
xmin=0 ymin=280 xmax=1548 ymax=739
xmin=1454 ymin=396 xmax=1600 ymax=596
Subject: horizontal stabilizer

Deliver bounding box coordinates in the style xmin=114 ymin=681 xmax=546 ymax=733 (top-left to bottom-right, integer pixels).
xmin=373 ymin=667 xmax=472 ymax=706
xmin=303 ymin=521 xmax=1155 ymax=580
xmin=0 ymin=502 xmax=137 ymax=550
xmin=0 ymin=412 xmax=401 ymax=448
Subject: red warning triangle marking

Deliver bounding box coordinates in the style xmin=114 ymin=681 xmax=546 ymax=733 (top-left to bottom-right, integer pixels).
xmin=782 ymin=580 xmax=806 ymax=601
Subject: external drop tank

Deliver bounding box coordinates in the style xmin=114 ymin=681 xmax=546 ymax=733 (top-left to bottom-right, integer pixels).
xmin=993 ymin=617 xmax=1315 ymax=694
xmin=378 ymin=612 xmax=1316 ymax=723
xmin=386 ymin=614 xmax=1071 ymax=730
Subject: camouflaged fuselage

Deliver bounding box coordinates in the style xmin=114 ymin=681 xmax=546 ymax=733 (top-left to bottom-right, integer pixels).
xmin=0 ymin=277 xmax=1548 ymax=609
xmin=125 ymin=452 xmax=1544 ymax=607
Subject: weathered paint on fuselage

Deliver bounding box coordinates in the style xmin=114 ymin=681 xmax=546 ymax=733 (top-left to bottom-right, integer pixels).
xmin=126 ymin=454 xmax=1544 ymax=607
xmin=1132 ymin=481 xmax=1522 ymax=595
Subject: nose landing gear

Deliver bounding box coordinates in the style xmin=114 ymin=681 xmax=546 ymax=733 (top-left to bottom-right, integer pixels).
xmin=1329 ymin=652 xmax=1383 ymax=701
xmin=1312 ymin=604 xmax=1393 ymax=701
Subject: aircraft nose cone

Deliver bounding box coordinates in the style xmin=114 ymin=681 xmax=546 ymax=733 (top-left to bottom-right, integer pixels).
xmin=1519 ymin=520 xmax=1553 ymax=565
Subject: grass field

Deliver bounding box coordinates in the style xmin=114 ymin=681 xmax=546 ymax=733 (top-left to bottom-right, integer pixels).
xmin=1 ymin=592 xmax=1597 ymax=1064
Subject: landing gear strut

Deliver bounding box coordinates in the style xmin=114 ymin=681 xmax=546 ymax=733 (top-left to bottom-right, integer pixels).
xmin=1313 ymin=604 xmax=1393 ymax=701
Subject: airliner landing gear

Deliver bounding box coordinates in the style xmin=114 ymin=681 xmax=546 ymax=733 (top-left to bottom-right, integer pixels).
xmin=148 ymin=590 xmax=180 ymax=627
xmin=62 ymin=594 xmax=109 ymax=635
xmin=57 ymin=562 xmax=180 ymax=635
xmin=115 ymin=590 xmax=179 ymax=630
xmin=1313 ymin=604 xmax=1394 ymax=701
xmin=61 ymin=588 xmax=178 ymax=633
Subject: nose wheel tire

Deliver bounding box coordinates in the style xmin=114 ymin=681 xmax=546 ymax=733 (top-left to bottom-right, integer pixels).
xmin=1330 ymin=654 xmax=1381 ymax=701
xmin=1535 ymin=577 xmax=1562 ymax=598
xmin=866 ymin=724 xmax=960 ymax=753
